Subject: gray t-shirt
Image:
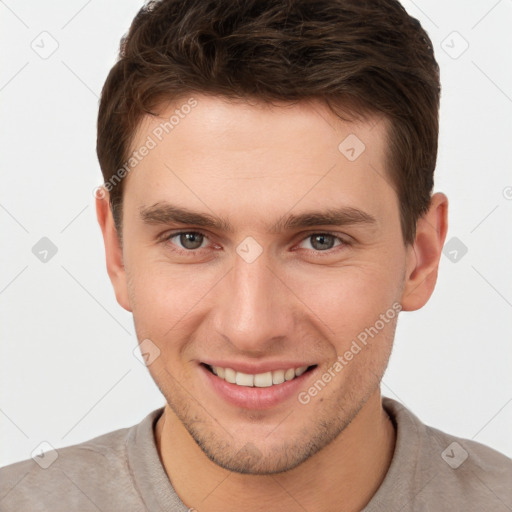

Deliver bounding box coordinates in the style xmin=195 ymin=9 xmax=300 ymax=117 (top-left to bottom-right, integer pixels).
xmin=1 ymin=397 xmax=511 ymax=511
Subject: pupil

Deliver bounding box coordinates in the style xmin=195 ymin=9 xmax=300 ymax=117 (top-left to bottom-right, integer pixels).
xmin=181 ymin=233 xmax=203 ymax=249
xmin=313 ymin=234 xmax=333 ymax=250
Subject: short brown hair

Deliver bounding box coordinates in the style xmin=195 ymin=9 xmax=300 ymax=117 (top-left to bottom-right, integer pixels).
xmin=97 ymin=0 xmax=440 ymax=245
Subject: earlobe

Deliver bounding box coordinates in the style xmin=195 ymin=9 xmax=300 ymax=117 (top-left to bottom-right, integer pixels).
xmin=95 ymin=192 xmax=132 ymax=312
xmin=400 ymin=192 xmax=449 ymax=311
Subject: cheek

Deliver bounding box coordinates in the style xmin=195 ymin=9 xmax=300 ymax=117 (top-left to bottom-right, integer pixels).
xmin=126 ymin=237 xmax=406 ymax=352
xmin=126 ymin=255 xmax=219 ymax=339
xmin=288 ymin=258 xmax=404 ymax=337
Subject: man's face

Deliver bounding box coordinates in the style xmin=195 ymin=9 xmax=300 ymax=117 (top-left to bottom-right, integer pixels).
xmin=115 ymin=95 xmax=414 ymax=473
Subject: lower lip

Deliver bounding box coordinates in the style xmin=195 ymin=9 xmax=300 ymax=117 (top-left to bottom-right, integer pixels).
xmin=199 ymin=364 xmax=316 ymax=410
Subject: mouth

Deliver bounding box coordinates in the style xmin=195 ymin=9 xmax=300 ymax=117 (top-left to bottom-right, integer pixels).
xmin=199 ymin=359 xmax=320 ymax=409
xmin=202 ymin=363 xmax=317 ymax=388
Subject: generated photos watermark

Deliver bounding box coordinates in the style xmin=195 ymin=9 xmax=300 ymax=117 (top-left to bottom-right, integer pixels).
xmin=93 ymin=97 xmax=198 ymax=199
xmin=298 ymin=302 xmax=402 ymax=405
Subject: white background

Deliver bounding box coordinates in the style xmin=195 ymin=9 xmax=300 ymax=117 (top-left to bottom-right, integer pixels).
xmin=1 ymin=0 xmax=511 ymax=467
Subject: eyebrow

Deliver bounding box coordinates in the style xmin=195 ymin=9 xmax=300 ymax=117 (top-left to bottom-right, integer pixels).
xmin=139 ymin=202 xmax=377 ymax=234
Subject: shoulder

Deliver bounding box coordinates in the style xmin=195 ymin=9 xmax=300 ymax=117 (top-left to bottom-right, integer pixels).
xmin=1 ymin=422 xmax=130 ymax=478
xmin=422 ymin=420 xmax=512 ymax=505
xmin=0 ymin=410 xmax=162 ymax=512
xmin=376 ymin=397 xmax=512 ymax=511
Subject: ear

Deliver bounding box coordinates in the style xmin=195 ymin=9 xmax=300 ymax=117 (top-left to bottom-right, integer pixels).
xmin=400 ymin=192 xmax=448 ymax=311
xmin=96 ymin=190 xmax=132 ymax=312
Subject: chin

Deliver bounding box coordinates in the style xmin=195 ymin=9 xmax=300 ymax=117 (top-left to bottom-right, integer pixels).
xmin=184 ymin=410 xmax=353 ymax=475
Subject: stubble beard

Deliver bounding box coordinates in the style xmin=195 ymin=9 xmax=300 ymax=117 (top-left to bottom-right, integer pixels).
xmin=154 ymin=360 xmax=388 ymax=475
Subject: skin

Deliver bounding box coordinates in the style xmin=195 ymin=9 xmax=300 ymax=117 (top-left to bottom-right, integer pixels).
xmin=97 ymin=95 xmax=448 ymax=512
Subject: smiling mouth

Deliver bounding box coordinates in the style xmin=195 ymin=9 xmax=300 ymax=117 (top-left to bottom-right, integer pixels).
xmin=202 ymin=363 xmax=317 ymax=388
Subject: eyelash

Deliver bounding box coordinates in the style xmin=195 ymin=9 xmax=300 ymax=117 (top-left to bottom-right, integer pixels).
xmin=160 ymin=230 xmax=350 ymax=257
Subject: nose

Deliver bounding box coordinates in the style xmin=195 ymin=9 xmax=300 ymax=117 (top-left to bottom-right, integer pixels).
xmin=212 ymin=247 xmax=295 ymax=354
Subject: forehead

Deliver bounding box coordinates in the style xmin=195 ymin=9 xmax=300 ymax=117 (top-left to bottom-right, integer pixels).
xmin=132 ymin=95 xmax=387 ymax=159
xmin=123 ymin=94 xmax=398 ymax=230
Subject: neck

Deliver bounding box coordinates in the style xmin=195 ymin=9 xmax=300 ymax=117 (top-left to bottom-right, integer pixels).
xmin=155 ymin=388 xmax=395 ymax=512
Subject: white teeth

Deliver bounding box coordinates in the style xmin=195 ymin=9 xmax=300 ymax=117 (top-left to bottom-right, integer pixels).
xmin=254 ymin=371 xmax=273 ymax=388
xmin=236 ymin=372 xmax=254 ymax=387
xmin=284 ymin=368 xmax=296 ymax=381
xmin=224 ymin=368 xmax=236 ymax=384
xmin=272 ymin=369 xmax=285 ymax=385
xmin=295 ymin=366 xmax=307 ymax=377
xmin=209 ymin=365 xmax=311 ymax=387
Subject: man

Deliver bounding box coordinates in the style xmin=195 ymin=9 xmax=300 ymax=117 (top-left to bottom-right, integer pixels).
xmin=1 ymin=0 xmax=511 ymax=510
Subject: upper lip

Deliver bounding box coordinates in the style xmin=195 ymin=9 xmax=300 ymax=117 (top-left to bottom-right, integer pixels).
xmin=201 ymin=361 xmax=317 ymax=374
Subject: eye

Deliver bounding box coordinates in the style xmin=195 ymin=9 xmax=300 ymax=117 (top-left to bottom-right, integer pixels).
xmin=298 ymin=233 xmax=345 ymax=252
xmin=160 ymin=230 xmax=349 ymax=257
xmin=165 ymin=231 xmax=208 ymax=251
